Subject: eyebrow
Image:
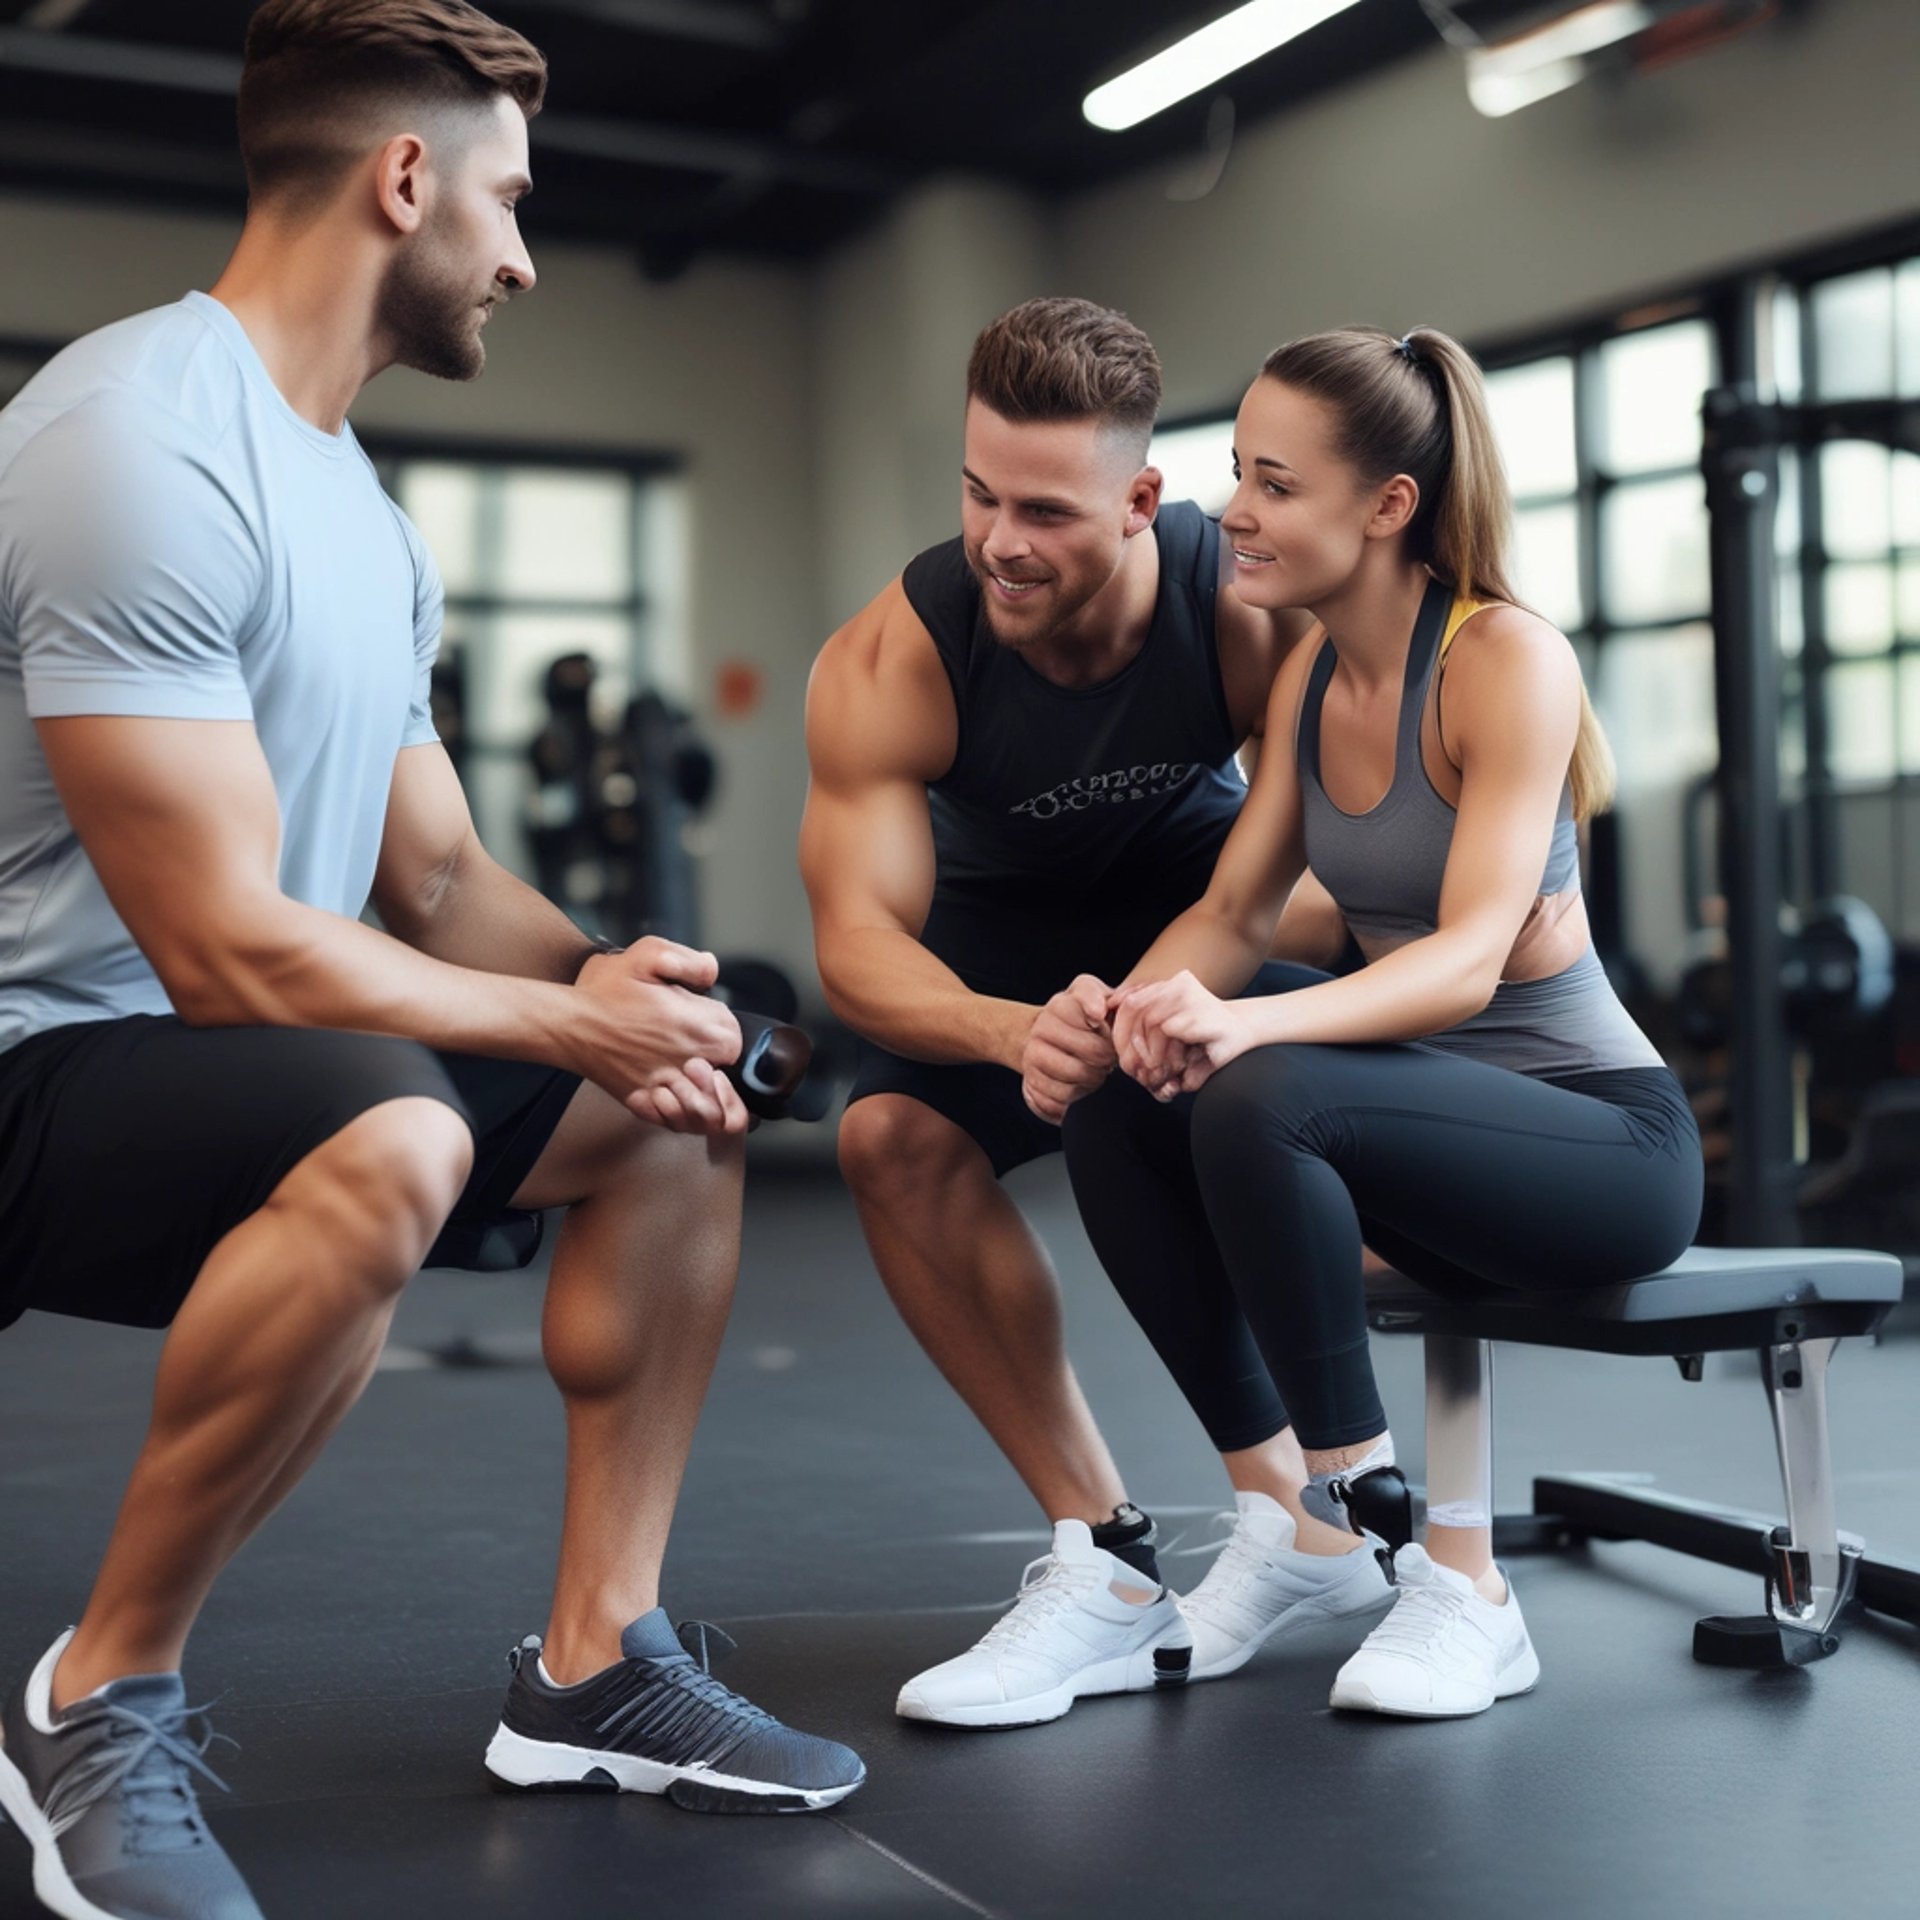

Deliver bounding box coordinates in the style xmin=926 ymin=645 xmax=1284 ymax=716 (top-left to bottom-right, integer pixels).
xmin=961 ymin=466 xmax=1075 ymax=510
xmin=501 ymin=173 xmax=533 ymax=199
xmin=1250 ymin=455 xmax=1298 ymax=476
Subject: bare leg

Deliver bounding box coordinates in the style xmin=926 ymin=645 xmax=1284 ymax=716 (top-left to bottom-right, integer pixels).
xmin=1425 ymin=1525 xmax=1503 ymax=1598
xmin=1303 ymin=1429 xmax=1503 ymax=1600
xmin=838 ymin=1095 xmax=1127 ymax=1526
xmin=52 ymin=1098 xmax=473 ymax=1708
xmin=507 ymin=1085 xmax=745 ymax=1686
xmin=1219 ymin=1429 xmax=1365 ymax=1556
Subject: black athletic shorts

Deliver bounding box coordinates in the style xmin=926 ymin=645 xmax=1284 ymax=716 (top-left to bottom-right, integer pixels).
xmin=847 ymin=886 xmax=1323 ymax=1178
xmin=0 ymin=1014 xmax=582 ymax=1334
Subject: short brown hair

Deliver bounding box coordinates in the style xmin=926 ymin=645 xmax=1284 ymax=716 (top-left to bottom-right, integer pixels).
xmin=238 ymin=0 xmax=548 ymax=208
xmin=966 ymin=298 xmax=1162 ymax=457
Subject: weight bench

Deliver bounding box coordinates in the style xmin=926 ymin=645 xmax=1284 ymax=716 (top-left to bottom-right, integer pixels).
xmin=1360 ymin=1246 xmax=1919 ymax=1669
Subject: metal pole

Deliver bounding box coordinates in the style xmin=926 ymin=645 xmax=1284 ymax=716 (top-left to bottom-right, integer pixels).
xmin=1701 ymin=351 xmax=1798 ymax=1245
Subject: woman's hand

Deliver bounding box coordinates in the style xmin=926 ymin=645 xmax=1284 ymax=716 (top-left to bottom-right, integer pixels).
xmin=1110 ymin=972 xmax=1254 ymax=1100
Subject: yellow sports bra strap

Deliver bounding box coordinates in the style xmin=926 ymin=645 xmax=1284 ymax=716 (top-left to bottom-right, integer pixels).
xmin=1438 ymin=594 xmax=1494 ymax=663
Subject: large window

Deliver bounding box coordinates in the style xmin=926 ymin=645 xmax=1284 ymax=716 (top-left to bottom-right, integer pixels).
xmin=372 ymin=450 xmax=683 ymax=885
xmin=1773 ymin=256 xmax=1920 ymax=937
xmin=1484 ymin=317 xmax=1719 ymax=987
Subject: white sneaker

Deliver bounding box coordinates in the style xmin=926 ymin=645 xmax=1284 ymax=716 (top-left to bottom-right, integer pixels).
xmin=1176 ymin=1491 xmax=1395 ymax=1681
xmin=896 ymin=1520 xmax=1193 ymax=1728
xmin=1329 ymin=1544 xmax=1540 ymax=1718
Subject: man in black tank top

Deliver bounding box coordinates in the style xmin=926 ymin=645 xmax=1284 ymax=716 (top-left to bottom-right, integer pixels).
xmin=800 ymin=299 xmax=1325 ymax=1729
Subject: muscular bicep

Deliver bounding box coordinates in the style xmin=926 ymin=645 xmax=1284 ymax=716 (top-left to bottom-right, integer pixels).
xmin=373 ymin=741 xmax=480 ymax=940
xmin=799 ymin=584 xmax=953 ymax=959
xmin=35 ymin=714 xmax=287 ymax=1010
xmin=799 ymin=772 xmax=937 ymax=948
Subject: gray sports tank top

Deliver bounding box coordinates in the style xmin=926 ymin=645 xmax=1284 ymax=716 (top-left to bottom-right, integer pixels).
xmin=1298 ymin=578 xmax=1660 ymax=1077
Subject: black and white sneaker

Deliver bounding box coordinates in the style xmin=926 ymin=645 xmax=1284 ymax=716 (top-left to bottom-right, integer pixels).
xmin=0 ymin=1629 xmax=261 ymax=1920
xmin=483 ymin=1610 xmax=865 ymax=1814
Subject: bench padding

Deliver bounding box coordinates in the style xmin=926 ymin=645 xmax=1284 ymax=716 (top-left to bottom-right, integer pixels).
xmin=1365 ymin=1246 xmax=1903 ymax=1357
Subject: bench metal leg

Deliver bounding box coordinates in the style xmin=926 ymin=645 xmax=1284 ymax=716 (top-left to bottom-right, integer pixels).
xmin=1520 ymin=1336 xmax=1886 ymax=1668
xmin=1425 ymin=1335 xmax=1494 ymax=1532
xmin=1692 ymin=1334 xmax=1862 ymax=1665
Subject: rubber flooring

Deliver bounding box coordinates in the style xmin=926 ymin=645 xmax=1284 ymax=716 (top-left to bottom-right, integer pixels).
xmin=4 ymin=1156 xmax=1917 ymax=1919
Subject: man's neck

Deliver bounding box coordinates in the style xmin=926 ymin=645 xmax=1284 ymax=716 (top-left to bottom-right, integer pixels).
xmin=1021 ymin=523 xmax=1162 ymax=691
xmin=207 ymin=219 xmax=387 ymax=435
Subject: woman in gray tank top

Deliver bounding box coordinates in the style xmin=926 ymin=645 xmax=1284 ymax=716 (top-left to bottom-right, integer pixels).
xmin=1055 ymin=325 xmax=1702 ymax=1720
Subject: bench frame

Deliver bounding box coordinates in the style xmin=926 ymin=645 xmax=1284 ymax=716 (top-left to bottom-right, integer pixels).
xmin=1365 ymin=1263 xmax=1920 ymax=1669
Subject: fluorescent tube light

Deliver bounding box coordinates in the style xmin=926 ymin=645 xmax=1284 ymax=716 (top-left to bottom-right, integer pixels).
xmin=1083 ymin=0 xmax=1364 ymax=132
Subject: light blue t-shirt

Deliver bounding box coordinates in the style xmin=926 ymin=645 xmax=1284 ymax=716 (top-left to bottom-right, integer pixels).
xmin=0 ymin=292 xmax=443 ymax=1053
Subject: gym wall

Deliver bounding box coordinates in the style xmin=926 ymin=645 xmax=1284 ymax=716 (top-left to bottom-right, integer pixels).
xmin=1 ymin=0 xmax=1912 ymax=995
xmin=0 ymin=194 xmax=822 ymax=978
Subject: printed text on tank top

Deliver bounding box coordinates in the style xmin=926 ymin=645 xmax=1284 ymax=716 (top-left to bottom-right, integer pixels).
xmin=1304 ymin=580 xmax=1591 ymax=986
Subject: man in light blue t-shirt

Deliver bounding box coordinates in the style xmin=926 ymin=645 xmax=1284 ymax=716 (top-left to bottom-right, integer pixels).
xmin=0 ymin=7 xmax=861 ymax=1914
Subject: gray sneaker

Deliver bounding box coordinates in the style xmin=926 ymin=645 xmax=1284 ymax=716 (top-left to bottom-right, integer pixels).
xmin=0 ymin=1630 xmax=262 ymax=1920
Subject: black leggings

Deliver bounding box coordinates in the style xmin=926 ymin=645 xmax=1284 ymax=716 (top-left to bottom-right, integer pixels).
xmin=1061 ymin=1035 xmax=1703 ymax=1453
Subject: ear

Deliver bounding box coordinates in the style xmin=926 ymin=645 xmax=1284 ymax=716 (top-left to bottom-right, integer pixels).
xmin=1123 ymin=464 xmax=1164 ymax=539
xmin=1364 ymin=472 xmax=1420 ymax=543
xmin=373 ymin=133 xmax=431 ymax=237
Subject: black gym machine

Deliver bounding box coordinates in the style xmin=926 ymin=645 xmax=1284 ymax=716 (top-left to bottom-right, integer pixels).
xmin=1698 ymin=293 xmax=1920 ymax=1268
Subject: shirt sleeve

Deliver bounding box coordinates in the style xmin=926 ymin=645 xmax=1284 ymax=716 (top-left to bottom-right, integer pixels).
xmin=396 ymin=508 xmax=445 ymax=751
xmin=1 ymin=392 xmax=263 ymax=723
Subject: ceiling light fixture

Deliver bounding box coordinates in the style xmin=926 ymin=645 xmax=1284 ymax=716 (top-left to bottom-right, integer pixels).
xmin=1083 ymin=0 xmax=1364 ymax=132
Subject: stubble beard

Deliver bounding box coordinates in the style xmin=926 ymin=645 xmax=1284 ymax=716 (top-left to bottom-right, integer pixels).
xmin=378 ymin=221 xmax=491 ymax=383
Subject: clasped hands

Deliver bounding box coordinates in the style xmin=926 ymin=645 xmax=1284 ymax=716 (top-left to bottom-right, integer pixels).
xmin=574 ymin=936 xmax=751 ymax=1136
xmin=1019 ymin=970 xmax=1251 ymax=1123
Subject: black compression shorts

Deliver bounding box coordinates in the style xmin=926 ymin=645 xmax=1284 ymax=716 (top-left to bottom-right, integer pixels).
xmin=0 ymin=1014 xmax=581 ymax=1333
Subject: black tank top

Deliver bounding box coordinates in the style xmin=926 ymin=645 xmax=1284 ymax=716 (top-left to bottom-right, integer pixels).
xmin=901 ymin=500 xmax=1245 ymax=921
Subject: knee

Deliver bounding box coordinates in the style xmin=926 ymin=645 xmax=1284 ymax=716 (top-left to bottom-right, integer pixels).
xmin=1058 ymin=1068 xmax=1157 ymax=1163
xmin=275 ymin=1097 xmax=473 ymax=1299
xmin=836 ymin=1095 xmax=970 ymax=1206
xmin=1190 ymin=1048 xmax=1326 ymax=1166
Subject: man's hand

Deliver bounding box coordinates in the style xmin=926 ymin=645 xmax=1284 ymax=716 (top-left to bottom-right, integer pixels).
xmin=612 ymin=936 xmax=720 ymax=991
xmin=1110 ymin=973 xmax=1253 ymax=1102
xmin=573 ymin=947 xmax=749 ymax=1135
xmin=1019 ymin=974 xmax=1119 ymax=1125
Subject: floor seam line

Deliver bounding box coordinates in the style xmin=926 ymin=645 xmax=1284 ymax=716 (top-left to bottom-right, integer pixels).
xmin=827 ymin=1817 xmax=1005 ymax=1919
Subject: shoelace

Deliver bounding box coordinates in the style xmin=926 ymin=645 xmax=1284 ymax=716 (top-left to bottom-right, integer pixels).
xmin=1363 ymin=1580 xmax=1484 ymax=1660
xmin=43 ymin=1699 xmax=233 ymax=1853
xmin=977 ymin=1552 xmax=1104 ymax=1652
xmin=1176 ymin=1511 xmax=1275 ymax=1623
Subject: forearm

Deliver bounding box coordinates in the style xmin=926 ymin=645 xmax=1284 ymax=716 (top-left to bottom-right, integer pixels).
xmin=819 ymin=925 xmax=1030 ymax=1069
xmin=170 ymin=894 xmax=583 ymax=1070
xmin=1123 ymin=901 xmax=1273 ymax=998
xmin=1238 ymin=928 xmax=1494 ymax=1048
xmin=385 ymin=845 xmax=598 ymax=984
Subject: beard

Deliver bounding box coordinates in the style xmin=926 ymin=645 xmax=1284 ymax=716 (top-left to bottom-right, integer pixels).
xmin=378 ymin=222 xmax=493 ymax=383
xmin=968 ymin=549 xmax=1102 ymax=650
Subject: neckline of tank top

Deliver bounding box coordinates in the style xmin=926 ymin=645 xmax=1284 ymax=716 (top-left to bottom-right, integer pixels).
xmin=1311 ymin=576 xmax=1459 ymax=823
xmin=990 ymin=520 xmax=1190 ymax=703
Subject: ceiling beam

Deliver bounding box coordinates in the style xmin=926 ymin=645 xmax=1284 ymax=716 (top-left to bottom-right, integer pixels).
xmin=20 ymin=0 xmax=96 ymax=29
xmin=0 ymin=24 xmax=239 ymax=93
xmin=501 ymin=0 xmax=788 ymax=54
xmin=534 ymin=111 xmax=894 ymax=195
xmin=0 ymin=120 xmax=243 ymax=192
xmin=0 ymin=27 xmax=896 ymax=195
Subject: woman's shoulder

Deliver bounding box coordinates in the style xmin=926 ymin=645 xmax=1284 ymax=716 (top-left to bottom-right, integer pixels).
xmin=1440 ymin=599 xmax=1584 ymax=728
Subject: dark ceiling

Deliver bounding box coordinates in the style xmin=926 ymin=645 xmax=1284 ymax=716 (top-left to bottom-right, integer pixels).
xmin=0 ymin=0 xmax=1537 ymax=278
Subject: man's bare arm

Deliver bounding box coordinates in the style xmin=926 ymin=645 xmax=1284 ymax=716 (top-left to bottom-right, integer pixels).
xmin=36 ymin=715 xmax=741 ymax=1118
xmin=373 ymin=740 xmax=600 ymax=983
xmin=800 ymin=581 xmax=1037 ymax=1071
